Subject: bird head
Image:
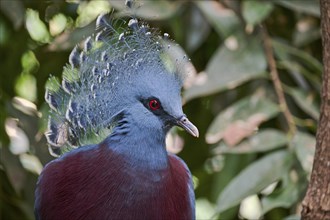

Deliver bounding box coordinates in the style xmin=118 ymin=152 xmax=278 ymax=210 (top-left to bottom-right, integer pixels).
xmin=114 ymin=62 xmax=199 ymax=138
xmin=44 ymin=14 xmax=198 ymax=155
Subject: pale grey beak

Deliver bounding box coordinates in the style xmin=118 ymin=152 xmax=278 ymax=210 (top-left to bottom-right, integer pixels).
xmin=176 ymin=116 xmax=199 ymax=138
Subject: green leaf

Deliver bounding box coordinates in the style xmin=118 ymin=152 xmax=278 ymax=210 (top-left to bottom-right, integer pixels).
xmin=21 ymin=51 xmax=39 ymax=74
xmin=48 ymin=22 xmax=95 ymax=51
xmin=0 ymin=167 xmax=33 ymax=220
xmin=25 ymin=9 xmax=51 ymax=43
xmin=195 ymin=1 xmax=241 ymax=38
xmin=111 ymin=0 xmax=183 ymax=20
xmin=205 ymin=91 xmax=279 ymax=145
xmin=273 ymin=40 xmax=322 ymax=74
xmin=274 ymin=0 xmax=320 ymax=17
xmin=291 ymin=131 xmax=315 ymax=177
xmin=294 ymin=27 xmax=321 ymax=47
xmin=184 ymin=35 xmax=267 ymax=101
xmin=196 ymin=198 xmax=219 ymax=220
xmin=15 ymin=74 xmax=37 ymax=102
xmin=283 ymin=215 xmax=301 ymax=220
xmin=1 ymin=145 xmax=27 ymax=194
xmin=214 ymin=129 xmax=287 ymax=154
xmin=216 ymin=150 xmax=292 ymax=213
xmin=185 ymin=4 xmax=211 ymax=52
xmin=278 ymin=61 xmax=321 ymax=91
xmin=242 ymin=1 xmax=274 ymax=26
xmin=261 ymin=180 xmax=299 ymax=214
xmin=76 ymin=1 xmax=111 ymax=27
xmin=0 ymin=19 xmax=10 ymax=46
xmin=286 ymin=87 xmax=319 ymax=120
xmin=211 ymin=154 xmax=257 ymax=219
xmin=49 ymin=13 xmax=67 ymax=36
xmin=0 ymin=0 xmax=25 ymax=29
xmin=293 ymin=18 xmax=321 ymax=47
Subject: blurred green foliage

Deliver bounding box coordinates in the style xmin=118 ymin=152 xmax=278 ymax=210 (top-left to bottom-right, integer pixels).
xmin=0 ymin=0 xmax=321 ymax=219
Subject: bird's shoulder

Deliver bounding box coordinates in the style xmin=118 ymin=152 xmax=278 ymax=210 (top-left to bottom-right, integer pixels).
xmin=35 ymin=144 xmax=125 ymax=219
xmin=36 ymin=143 xmax=122 ymax=193
xmin=168 ymin=153 xmax=191 ymax=176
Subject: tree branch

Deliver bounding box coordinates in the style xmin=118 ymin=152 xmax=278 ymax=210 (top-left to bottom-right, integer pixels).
xmin=301 ymin=0 xmax=330 ymax=219
xmin=261 ymin=27 xmax=296 ymax=136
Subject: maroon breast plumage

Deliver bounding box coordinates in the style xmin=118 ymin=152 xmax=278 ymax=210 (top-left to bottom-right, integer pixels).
xmin=35 ymin=144 xmax=193 ymax=220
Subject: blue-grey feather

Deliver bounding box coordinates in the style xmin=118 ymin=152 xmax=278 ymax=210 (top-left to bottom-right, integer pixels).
xmin=80 ymin=51 xmax=87 ymax=63
xmin=84 ymin=36 xmax=93 ymax=52
xmin=62 ymin=79 xmax=74 ymax=94
xmin=128 ymin=19 xmax=138 ymax=30
xmin=69 ymin=46 xmax=80 ymax=68
xmin=96 ymin=14 xmax=108 ymax=28
xmin=101 ymin=51 xmax=108 ymax=61
xmin=44 ymin=13 xmax=186 ymax=155
xmin=45 ymin=90 xmax=59 ymax=111
xmin=95 ymin=31 xmax=105 ymax=42
xmin=125 ymin=0 xmax=133 ymax=8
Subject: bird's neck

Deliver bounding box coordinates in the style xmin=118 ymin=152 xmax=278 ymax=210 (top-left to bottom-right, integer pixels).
xmin=104 ymin=113 xmax=169 ymax=170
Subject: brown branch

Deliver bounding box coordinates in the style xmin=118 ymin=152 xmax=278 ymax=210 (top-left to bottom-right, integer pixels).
xmin=261 ymin=27 xmax=296 ymax=136
xmin=301 ymin=0 xmax=330 ymax=219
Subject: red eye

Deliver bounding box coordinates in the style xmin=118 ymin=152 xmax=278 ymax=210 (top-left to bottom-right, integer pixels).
xmin=149 ymin=99 xmax=160 ymax=110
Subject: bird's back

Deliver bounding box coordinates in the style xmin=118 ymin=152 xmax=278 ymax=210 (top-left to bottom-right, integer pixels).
xmin=35 ymin=143 xmax=194 ymax=220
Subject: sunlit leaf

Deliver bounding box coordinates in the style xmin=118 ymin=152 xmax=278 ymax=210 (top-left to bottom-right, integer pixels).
xmin=195 ymin=1 xmax=240 ymax=38
xmin=216 ymin=150 xmax=292 ymax=213
xmin=21 ymin=51 xmax=39 ymax=74
xmin=11 ymin=97 xmax=39 ymax=117
xmin=291 ymin=131 xmax=315 ymax=177
xmin=20 ymin=154 xmax=43 ymax=175
xmin=274 ymin=0 xmax=320 ymax=17
xmin=242 ymin=1 xmax=274 ymax=26
xmin=49 ymin=13 xmax=67 ymax=36
xmin=184 ymin=35 xmax=267 ymax=101
xmin=196 ymin=198 xmax=219 ymax=220
xmin=5 ymin=118 xmax=30 ymax=154
xmin=239 ymin=195 xmax=262 ymax=220
xmin=25 ymin=9 xmax=50 ymax=43
xmin=206 ymin=91 xmax=280 ymax=145
xmin=110 ymin=0 xmax=183 ymax=20
xmin=15 ymin=74 xmax=37 ymax=102
xmin=214 ymin=129 xmax=287 ymax=154
xmin=76 ymin=1 xmax=111 ymax=27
